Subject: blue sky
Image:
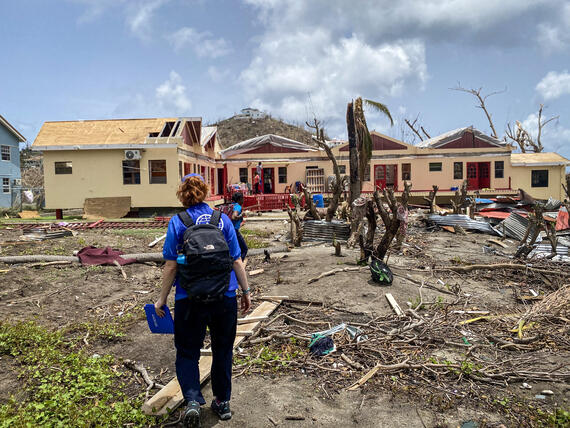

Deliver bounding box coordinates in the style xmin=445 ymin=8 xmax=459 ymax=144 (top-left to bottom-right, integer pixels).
xmin=1 ymin=0 xmax=570 ymax=159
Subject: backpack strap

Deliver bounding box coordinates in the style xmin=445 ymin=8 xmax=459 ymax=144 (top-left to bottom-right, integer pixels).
xmin=177 ymin=210 xmax=194 ymax=228
xmin=209 ymin=209 xmax=222 ymax=227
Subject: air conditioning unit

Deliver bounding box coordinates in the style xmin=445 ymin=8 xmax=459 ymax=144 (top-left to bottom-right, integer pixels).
xmin=124 ymin=150 xmax=141 ymax=160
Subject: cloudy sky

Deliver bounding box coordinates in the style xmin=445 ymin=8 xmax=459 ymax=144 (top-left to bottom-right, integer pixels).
xmin=2 ymin=0 xmax=570 ymax=159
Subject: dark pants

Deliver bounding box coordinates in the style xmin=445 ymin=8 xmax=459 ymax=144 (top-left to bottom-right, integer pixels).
xmin=174 ymin=296 xmax=237 ymax=404
xmin=235 ymin=229 xmax=248 ymax=260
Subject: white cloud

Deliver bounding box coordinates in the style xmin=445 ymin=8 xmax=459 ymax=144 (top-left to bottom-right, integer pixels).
xmin=244 ymin=0 xmax=553 ymax=46
xmin=240 ymin=24 xmax=426 ymax=137
xmin=168 ymin=27 xmax=232 ymax=58
xmin=536 ymin=71 xmax=570 ymax=100
xmin=126 ymin=0 xmax=168 ymax=39
xmin=155 ymin=71 xmax=192 ymax=112
xmin=114 ymin=71 xmax=191 ymax=116
xmin=207 ymin=66 xmax=232 ymax=83
xmin=537 ymin=3 xmax=570 ymax=52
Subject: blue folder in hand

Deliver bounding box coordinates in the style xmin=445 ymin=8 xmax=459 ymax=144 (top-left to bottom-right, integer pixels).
xmin=144 ymin=304 xmax=174 ymax=334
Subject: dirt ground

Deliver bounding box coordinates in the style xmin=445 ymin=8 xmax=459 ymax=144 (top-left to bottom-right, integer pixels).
xmin=0 ymin=216 xmax=568 ymax=427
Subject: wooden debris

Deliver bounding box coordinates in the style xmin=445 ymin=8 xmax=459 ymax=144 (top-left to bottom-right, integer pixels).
xmin=347 ymin=358 xmax=411 ymax=390
xmin=249 ymin=268 xmax=264 ymax=276
xmin=267 ymin=415 xmax=279 ymax=426
xmin=385 ymin=293 xmax=404 ymax=317
xmin=18 ymin=210 xmax=40 ymax=219
xmin=341 ymin=353 xmax=364 ymax=370
xmin=259 ymin=295 xmax=289 ymax=302
xmin=143 ymin=300 xmax=283 ymax=415
xmin=113 ymin=260 xmax=128 ymax=280
xmin=487 ymin=238 xmax=508 ymax=248
xmin=28 ymin=260 xmax=73 ymax=268
xmin=308 ymin=267 xmax=360 ymax=284
xmin=285 ymin=415 xmax=305 ymax=421
xmin=148 ymin=234 xmax=167 ymax=248
xmin=238 ymin=315 xmax=268 ymax=324
xmin=441 ymin=225 xmax=455 ymax=233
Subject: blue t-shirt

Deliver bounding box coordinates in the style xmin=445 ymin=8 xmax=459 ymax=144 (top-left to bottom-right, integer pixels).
xmin=163 ymin=203 xmax=241 ymax=300
xmin=232 ymin=203 xmax=243 ymax=230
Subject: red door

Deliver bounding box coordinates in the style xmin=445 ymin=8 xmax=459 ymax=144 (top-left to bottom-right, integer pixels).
xmin=374 ymin=165 xmax=386 ymax=190
xmin=467 ymin=162 xmax=478 ymax=190
xmin=478 ymin=162 xmax=490 ymax=189
xmin=210 ymin=168 xmax=215 ymax=192
xmin=184 ymin=162 xmax=191 ymax=175
xmin=251 ymin=167 xmax=264 ymax=193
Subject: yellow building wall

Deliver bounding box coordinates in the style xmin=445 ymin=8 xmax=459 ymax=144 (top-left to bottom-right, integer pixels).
xmin=43 ymin=147 xmax=180 ymax=209
xmin=509 ymin=164 xmax=565 ymax=200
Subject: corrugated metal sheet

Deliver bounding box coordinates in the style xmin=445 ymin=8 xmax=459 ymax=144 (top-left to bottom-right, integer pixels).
xmin=428 ymin=214 xmax=501 ymax=236
xmin=495 ymin=212 xmax=542 ymax=243
xmin=303 ymin=220 xmax=350 ymax=242
xmin=529 ymin=244 xmax=569 ymax=257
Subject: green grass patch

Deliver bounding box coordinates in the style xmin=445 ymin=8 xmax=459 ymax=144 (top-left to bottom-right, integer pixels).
xmin=240 ymin=228 xmax=271 ymax=249
xmin=0 ymin=321 xmax=153 ymax=427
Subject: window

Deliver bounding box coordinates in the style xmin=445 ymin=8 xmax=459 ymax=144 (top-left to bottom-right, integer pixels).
xmin=149 ymin=160 xmax=167 ymax=184
xmin=55 ymin=161 xmax=72 ymax=174
xmin=402 ymin=163 xmax=411 ymax=181
xmin=531 ymin=170 xmax=548 ymax=187
xmin=239 ymin=168 xmax=248 ymax=183
xmin=278 ymin=167 xmax=287 ymax=183
xmin=454 ymin=162 xmax=463 ymax=179
xmin=364 ymin=164 xmax=371 ymax=181
xmin=122 ymin=160 xmax=141 ymax=184
xmin=429 ymin=162 xmax=442 ymax=172
xmin=1 ymin=146 xmax=10 ymax=161
xmin=338 ymin=165 xmax=346 ymax=174
xmin=2 ymin=178 xmax=9 ymax=193
xmin=178 ymin=161 xmax=183 ymax=179
xmin=495 ymin=161 xmax=504 ymax=178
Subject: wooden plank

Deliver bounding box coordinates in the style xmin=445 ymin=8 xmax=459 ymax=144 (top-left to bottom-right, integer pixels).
xmin=385 ymin=293 xmax=404 ymax=317
xmin=142 ymin=300 xmax=281 ymax=416
xmin=237 ymin=315 xmax=268 ymax=324
xmin=248 ymin=268 xmax=264 ymax=276
xmin=487 ymin=238 xmax=508 ymax=248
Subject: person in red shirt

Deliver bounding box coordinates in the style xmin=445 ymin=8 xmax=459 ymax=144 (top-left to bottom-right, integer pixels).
xmin=253 ymin=173 xmax=260 ymax=194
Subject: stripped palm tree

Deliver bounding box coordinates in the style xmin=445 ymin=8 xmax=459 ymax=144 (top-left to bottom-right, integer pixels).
xmin=349 ymin=97 xmax=394 ymax=195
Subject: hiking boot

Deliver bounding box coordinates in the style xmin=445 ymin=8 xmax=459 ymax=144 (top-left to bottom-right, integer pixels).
xmin=183 ymin=401 xmax=201 ymax=428
xmin=211 ymin=399 xmax=232 ymax=420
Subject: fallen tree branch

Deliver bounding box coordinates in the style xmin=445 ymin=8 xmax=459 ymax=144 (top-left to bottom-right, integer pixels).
xmin=436 ymin=263 xmax=570 ymax=276
xmin=308 ymin=267 xmax=361 ymax=284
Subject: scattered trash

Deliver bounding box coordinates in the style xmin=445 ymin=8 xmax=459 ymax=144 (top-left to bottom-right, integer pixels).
xmin=541 ymin=390 xmax=554 ymax=395
xmin=534 ymin=394 xmax=546 ymax=400
xmin=521 ymin=383 xmax=532 ymax=389
xmin=370 ymin=260 xmax=393 ymax=285
xmin=309 ymin=335 xmax=335 ymax=356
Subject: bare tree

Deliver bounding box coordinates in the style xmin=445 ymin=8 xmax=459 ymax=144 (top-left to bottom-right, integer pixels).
xmin=286 ymin=199 xmax=303 ymax=247
xmin=423 ymin=185 xmax=438 ymax=213
xmin=306 ymin=118 xmax=347 ymax=222
xmin=562 ymin=175 xmax=570 ymax=215
xmin=505 ymin=104 xmax=559 ymax=153
xmin=451 ymin=180 xmax=468 ymax=214
xmin=450 ymin=84 xmax=505 ymax=138
xmin=404 ymin=115 xmax=431 ymax=142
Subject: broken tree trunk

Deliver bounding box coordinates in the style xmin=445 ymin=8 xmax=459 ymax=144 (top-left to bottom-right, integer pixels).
xmin=286 ymin=204 xmax=303 ymax=247
xmin=515 ymin=204 xmax=543 ymax=259
xmin=358 ymin=200 xmax=377 ymax=263
xmin=373 ymin=184 xmax=411 ymax=261
xmin=451 ymin=180 xmax=468 ymax=214
xmin=347 ymin=197 xmax=367 ymax=248
xmin=0 ymin=252 xmax=164 ymax=264
xmin=422 ymin=185 xmax=438 ymax=214
xmin=347 ymin=102 xmax=360 ymax=204
xmin=394 ymin=182 xmax=412 ymax=250
xmin=303 ymin=186 xmax=321 ymax=221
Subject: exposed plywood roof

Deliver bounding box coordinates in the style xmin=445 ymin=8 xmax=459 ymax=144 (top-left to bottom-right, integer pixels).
xmin=511 ymin=152 xmax=570 ymax=166
xmin=32 ymin=118 xmax=179 ymax=148
xmin=0 ymin=114 xmax=26 ymax=142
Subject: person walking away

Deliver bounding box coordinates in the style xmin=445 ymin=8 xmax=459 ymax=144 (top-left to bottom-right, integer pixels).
xmin=154 ymin=173 xmax=251 ymax=427
xmin=231 ymin=192 xmax=248 ymax=262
